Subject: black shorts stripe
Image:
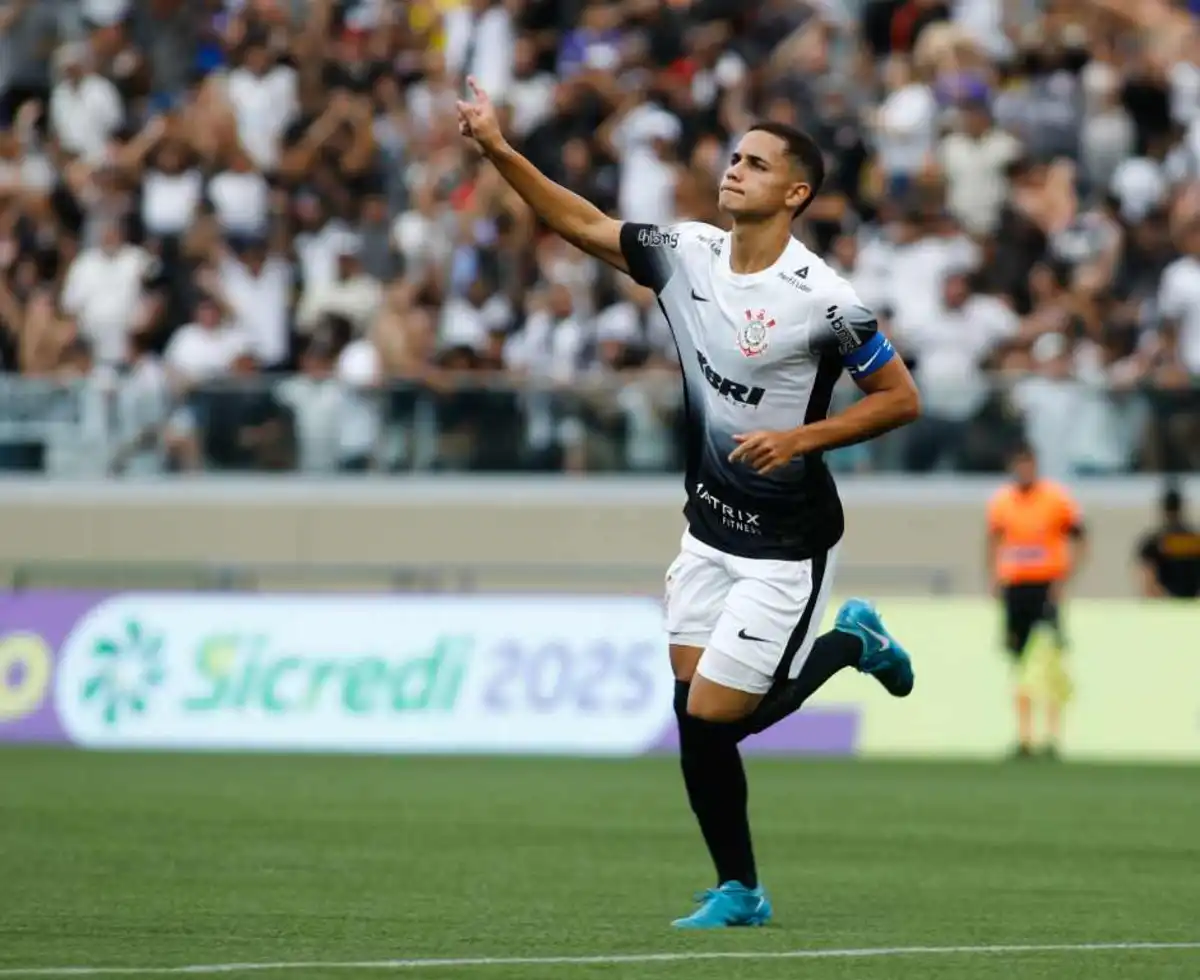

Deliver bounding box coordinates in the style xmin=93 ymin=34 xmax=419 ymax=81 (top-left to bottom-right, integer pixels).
xmin=774 ymin=549 xmax=829 ymax=682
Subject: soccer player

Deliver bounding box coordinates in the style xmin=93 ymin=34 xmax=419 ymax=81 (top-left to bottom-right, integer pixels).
xmin=986 ymin=445 xmax=1087 ymax=760
xmin=457 ymin=79 xmax=919 ymax=928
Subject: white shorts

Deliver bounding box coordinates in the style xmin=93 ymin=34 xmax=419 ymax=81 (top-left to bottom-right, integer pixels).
xmin=665 ymin=530 xmax=840 ymax=695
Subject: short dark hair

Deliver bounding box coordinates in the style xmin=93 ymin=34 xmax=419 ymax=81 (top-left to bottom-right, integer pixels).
xmin=1009 ymin=441 xmax=1036 ymax=463
xmin=747 ymin=120 xmax=826 ymax=218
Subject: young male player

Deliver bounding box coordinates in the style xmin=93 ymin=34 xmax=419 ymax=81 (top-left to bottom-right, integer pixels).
xmin=457 ymin=79 xmax=920 ymax=928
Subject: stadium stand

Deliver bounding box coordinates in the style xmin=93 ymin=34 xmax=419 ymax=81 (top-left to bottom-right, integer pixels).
xmin=0 ymin=0 xmax=1197 ymax=478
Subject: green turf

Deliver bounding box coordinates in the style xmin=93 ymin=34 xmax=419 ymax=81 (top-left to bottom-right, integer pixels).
xmin=2 ymin=751 xmax=1199 ymax=979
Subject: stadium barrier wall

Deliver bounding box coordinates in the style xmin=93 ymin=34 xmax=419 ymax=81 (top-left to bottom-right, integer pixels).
xmin=0 ymin=476 xmax=1192 ymax=597
xmin=1 ymin=591 xmax=1195 ymax=761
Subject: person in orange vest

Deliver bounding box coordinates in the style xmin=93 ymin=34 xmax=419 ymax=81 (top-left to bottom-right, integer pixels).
xmin=986 ymin=445 xmax=1087 ymax=760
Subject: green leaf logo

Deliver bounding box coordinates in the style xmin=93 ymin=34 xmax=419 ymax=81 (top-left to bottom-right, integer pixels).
xmin=80 ymin=619 xmax=166 ymax=727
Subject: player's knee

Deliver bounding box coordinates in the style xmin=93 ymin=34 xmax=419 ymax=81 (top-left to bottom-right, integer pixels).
xmin=686 ymin=684 xmax=754 ymax=724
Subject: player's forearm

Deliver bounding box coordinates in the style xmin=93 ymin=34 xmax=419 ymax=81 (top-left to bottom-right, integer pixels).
xmin=794 ymin=387 xmax=919 ymax=454
xmin=484 ymin=142 xmax=608 ymax=247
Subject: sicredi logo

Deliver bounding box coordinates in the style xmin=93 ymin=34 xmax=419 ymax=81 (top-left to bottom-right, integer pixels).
xmin=54 ymin=594 xmax=675 ymax=754
xmin=78 ymin=619 xmax=166 ymax=728
xmin=182 ymin=633 xmax=468 ymax=715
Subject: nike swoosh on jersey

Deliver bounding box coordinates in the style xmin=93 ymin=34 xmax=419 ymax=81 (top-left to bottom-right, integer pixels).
xmin=691 ymin=289 xmax=709 ymax=302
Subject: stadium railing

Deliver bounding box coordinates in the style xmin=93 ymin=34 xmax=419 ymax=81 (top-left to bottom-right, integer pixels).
xmin=0 ymin=372 xmax=1195 ymax=477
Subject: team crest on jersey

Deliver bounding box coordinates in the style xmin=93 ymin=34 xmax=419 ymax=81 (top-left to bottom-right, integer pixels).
xmin=738 ymin=309 xmax=776 ymax=357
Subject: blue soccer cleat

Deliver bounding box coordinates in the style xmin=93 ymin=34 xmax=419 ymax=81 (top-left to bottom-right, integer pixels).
xmin=672 ymin=881 xmax=773 ymax=929
xmin=836 ymin=598 xmax=914 ymax=697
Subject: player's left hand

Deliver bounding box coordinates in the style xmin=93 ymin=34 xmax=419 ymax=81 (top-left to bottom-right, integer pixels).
xmin=729 ymin=429 xmax=804 ymax=474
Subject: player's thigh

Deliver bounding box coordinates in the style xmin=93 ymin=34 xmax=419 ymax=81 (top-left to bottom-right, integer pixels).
xmin=665 ymin=539 xmax=733 ymax=682
xmin=699 ymin=548 xmax=838 ymax=695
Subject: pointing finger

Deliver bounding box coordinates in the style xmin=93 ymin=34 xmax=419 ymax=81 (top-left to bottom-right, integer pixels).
xmin=467 ymin=76 xmax=483 ymax=99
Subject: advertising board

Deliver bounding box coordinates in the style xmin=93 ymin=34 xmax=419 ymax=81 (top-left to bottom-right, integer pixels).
xmin=2 ymin=593 xmax=1195 ymax=760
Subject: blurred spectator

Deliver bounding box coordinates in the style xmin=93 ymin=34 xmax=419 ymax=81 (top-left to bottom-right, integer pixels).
xmin=1135 ymin=485 xmax=1200 ymax=598
xmin=939 ymin=96 xmax=1021 ymax=236
xmin=49 ymin=44 xmax=123 ymax=165
xmin=296 ymin=231 xmax=382 ymax=337
xmin=61 ymin=217 xmax=160 ymax=368
xmin=215 ymin=236 xmax=292 ymax=370
xmin=905 ymin=267 xmax=1017 ymax=472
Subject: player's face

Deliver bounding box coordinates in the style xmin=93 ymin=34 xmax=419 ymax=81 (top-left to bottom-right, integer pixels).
xmin=718 ymin=131 xmax=810 ymax=220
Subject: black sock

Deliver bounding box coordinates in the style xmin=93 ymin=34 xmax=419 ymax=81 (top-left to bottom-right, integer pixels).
xmin=740 ymin=629 xmax=862 ymax=739
xmin=674 ymin=681 xmax=758 ymax=889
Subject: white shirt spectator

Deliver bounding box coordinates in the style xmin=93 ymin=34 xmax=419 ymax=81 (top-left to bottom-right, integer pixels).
xmin=838 ymin=233 xmax=895 ymax=317
xmin=0 ymin=153 xmax=55 ymax=197
xmin=225 ymin=65 xmax=298 ymax=171
xmin=939 ymin=127 xmax=1021 ymax=235
xmin=61 ymin=244 xmax=153 ymax=367
xmin=505 ymin=311 xmax=587 ymax=382
xmin=952 ymin=0 xmax=1010 ymax=59
xmin=1012 ymin=334 xmax=1134 ymax=478
xmin=443 ymin=3 xmax=514 ymax=102
xmin=208 ymin=168 xmax=269 ymax=236
xmin=335 ymin=338 xmax=382 ymax=463
xmin=910 ymin=294 xmax=1018 ymax=419
xmin=438 ymin=297 xmax=488 ymax=351
xmin=164 ymin=321 xmax=250 ymax=383
xmin=295 ymin=236 xmax=383 ymax=336
xmin=885 ymin=234 xmax=981 ymax=347
xmin=505 ymin=71 xmax=556 ymax=138
xmin=218 ymin=254 xmax=293 ymax=367
xmin=393 ymin=207 xmax=453 ymax=278
xmin=50 ymin=73 xmax=123 ymax=164
xmin=1157 ymin=255 xmax=1200 ymax=373
xmin=875 ymin=82 xmax=938 ymax=177
xmin=141 ymin=169 xmax=204 ymax=237
xmin=611 ymin=107 xmax=680 ymax=226
xmin=405 ymin=78 xmax=460 ymax=137
xmin=1110 ymin=157 xmax=1167 ymax=224
xmin=275 ymin=373 xmax=344 ymax=472
xmin=294 ymin=219 xmax=352 ymax=288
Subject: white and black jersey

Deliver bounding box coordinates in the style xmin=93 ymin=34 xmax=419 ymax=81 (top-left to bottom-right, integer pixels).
xmin=619 ymin=221 xmax=896 ymax=561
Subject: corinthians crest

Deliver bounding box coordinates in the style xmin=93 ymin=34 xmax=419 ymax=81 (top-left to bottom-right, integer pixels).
xmin=738 ymin=308 xmax=776 ymax=357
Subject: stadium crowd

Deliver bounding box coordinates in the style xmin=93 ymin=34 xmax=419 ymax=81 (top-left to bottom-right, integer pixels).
xmin=0 ymin=0 xmax=1197 ymax=476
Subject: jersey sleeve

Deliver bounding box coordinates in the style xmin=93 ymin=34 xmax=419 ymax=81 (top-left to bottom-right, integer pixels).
xmin=618 ymin=222 xmax=689 ymax=293
xmin=810 ymin=281 xmax=896 ymax=380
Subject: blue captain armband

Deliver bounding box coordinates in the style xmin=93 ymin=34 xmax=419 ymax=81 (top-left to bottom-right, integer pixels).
xmin=842 ymin=331 xmax=895 ymax=379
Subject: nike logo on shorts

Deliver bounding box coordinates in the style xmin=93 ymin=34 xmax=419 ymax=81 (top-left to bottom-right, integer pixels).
xmin=737 ymin=627 xmax=768 ymax=642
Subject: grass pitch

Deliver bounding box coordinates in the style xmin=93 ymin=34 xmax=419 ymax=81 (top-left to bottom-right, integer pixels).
xmin=2 ymin=750 xmax=1198 ymax=979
